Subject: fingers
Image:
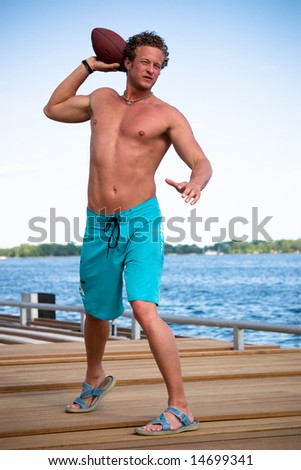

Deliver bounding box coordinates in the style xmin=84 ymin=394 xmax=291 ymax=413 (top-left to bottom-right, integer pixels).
xmin=99 ymin=62 xmax=121 ymax=72
xmin=104 ymin=62 xmax=121 ymax=71
xmin=165 ymin=178 xmax=177 ymax=187
xmin=182 ymin=186 xmax=201 ymax=205
xmin=89 ymin=57 xmax=121 ymax=72
xmin=165 ymin=178 xmax=183 ymax=191
xmin=180 ymin=182 xmax=200 ymax=205
xmin=165 ymin=178 xmax=200 ymax=204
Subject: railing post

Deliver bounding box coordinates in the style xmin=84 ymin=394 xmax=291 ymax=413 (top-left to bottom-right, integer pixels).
xmin=131 ymin=317 xmax=141 ymax=340
xmin=21 ymin=293 xmax=39 ymax=323
xmin=233 ymin=326 xmax=244 ymax=350
xmin=111 ymin=320 xmax=117 ymax=337
xmin=20 ymin=293 xmax=31 ymax=325
xmin=80 ymin=312 xmax=85 ymax=333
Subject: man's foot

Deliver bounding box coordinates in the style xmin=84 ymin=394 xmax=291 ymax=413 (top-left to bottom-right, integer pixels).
xmin=65 ymin=375 xmax=116 ymax=413
xmin=135 ymin=406 xmax=200 ymax=435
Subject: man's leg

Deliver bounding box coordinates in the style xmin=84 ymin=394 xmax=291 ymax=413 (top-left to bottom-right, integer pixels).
xmin=66 ymin=313 xmax=110 ymax=410
xmin=131 ymin=300 xmax=195 ymax=432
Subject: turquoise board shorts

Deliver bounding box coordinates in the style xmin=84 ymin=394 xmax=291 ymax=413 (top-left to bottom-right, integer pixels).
xmin=79 ymin=197 xmax=164 ymax=321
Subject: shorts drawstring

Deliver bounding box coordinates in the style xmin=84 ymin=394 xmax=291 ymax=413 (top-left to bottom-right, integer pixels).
xmin=104 ymin=216 xmax=121 ymax=256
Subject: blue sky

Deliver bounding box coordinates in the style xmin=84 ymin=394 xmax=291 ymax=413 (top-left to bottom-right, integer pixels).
xmin=1 ymin=0 xmax=300 ymax=247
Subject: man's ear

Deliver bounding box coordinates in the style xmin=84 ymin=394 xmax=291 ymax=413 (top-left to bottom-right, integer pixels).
xmin=124 ymin=57 xmax=131 ymax=71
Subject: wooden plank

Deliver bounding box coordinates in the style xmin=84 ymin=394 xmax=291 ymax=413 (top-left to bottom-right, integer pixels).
xmin=29 ymin=318 xmax=82 ymax=331
xmin=0 ymin=377 xmax=300 ymax=439
xmin=1 ymin=349 xmax=301 ymax=393
xmin=0 ymin=323 xmax=83 ymax=337
xmin=0 ymin=334 xmax=50 ymax=345
xmin=0 ymin=337 xmax=283 ymax=363
xmin=1 ymin=416 xmax=301 ymax=450
xmin=0 ymin=339 xmax=296 ymax=368
xmin=0 ymin=346 xmax=289 ymax=366
xmin=0 ymin=327 xmax=84 ymax=343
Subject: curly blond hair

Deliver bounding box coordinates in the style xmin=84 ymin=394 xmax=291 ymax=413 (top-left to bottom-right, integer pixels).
xmin=121 ymin=31 xmax=169 ymax=71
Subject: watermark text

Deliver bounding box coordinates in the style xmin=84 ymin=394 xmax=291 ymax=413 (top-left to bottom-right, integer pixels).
xmin=27 ymin=207 xmax=273 ymax=244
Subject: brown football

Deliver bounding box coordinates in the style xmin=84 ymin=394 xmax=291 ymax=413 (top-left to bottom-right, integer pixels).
xmin=91 ymin=28 xmax=125 ymax=70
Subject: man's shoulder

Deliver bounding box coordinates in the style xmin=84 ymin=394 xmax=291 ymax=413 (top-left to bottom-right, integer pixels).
xmin=153 ymin=97 xmax=185 ymax=122
xmin=90 ymin=87 xmax=119 ymax=99
xmin=153 ymin=96 xmax=181 ymax=114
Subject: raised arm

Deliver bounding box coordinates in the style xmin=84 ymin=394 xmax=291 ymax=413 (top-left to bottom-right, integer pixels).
xmin=166 ymin=109 xmax=213 ymax=205
xmin=43 ymin=57 xmax=120 ymax=123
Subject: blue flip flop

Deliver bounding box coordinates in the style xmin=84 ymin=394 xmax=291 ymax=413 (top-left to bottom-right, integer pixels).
xmin=65 ymin=375 xmax=116 ymax=413
xmin=134 ymin=406 xmax=200 ymax=435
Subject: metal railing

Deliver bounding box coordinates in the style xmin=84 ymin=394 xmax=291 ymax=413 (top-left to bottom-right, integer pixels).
xmin=1 ymin=298 xmax=301 ymax=350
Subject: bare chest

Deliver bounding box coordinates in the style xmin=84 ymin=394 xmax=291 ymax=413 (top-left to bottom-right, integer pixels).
xmin=91 ymin=100 xmax=168 ymax=143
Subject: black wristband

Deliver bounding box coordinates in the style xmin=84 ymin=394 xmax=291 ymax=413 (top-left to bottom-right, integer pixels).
xmin=81 ymin=59 xmax=93 ymax=74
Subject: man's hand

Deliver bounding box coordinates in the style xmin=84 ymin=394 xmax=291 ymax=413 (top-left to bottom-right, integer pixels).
xmin=165 ymin=178 xmax=201 ymax=205
xmin=87 ymin=56 xmax=121 ymax=73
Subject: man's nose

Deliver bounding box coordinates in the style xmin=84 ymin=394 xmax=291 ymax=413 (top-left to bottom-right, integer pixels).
xmin=146 ymin=63 xmax=154 ymax=74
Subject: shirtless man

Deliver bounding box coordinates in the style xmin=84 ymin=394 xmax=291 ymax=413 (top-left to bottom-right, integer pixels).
xmin=44 ymin=31 xmax=212 ymax=435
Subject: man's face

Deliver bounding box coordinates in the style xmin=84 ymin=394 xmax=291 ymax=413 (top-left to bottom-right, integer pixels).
xmin=125 ymin=46 xmax=164 ymax=89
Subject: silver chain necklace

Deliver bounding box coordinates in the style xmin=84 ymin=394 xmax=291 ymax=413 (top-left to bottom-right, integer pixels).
xmin=122 ymin=91 xmax=153 ymax=105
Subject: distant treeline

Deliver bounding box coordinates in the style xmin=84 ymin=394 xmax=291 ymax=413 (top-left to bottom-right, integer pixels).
xmin=0 ymin=239 xmax=301 ymax=257
xmin=165 ymin=239 xmax=301 ymax=255
xmin=0 ymin=243 xmax=81 ymax=258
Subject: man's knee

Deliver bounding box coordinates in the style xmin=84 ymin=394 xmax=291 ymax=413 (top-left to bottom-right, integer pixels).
xmin=85 ymin=311 xmax=109 ymax=327
xmin=130 ymin=300 xmax=157 ymax=326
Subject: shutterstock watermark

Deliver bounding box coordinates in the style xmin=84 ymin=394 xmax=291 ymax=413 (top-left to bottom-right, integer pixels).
xmin=27 ymin=207 xmax=273 ymax=244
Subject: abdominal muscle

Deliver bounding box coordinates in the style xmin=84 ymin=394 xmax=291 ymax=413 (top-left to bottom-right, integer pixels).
xmin=87 ymin=137 xmax=163 ymax=214
xmin=86 ymin=90 xmax=171 ymax=214
xmin=87 ymin=171 xmax=157 ymax=214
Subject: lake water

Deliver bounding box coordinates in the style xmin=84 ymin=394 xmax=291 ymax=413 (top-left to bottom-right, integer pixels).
xmin=0 ymin=254 xmax=300 ymax=348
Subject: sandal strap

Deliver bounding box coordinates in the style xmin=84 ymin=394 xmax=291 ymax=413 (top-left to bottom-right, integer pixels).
xmin=73 ymin=396 xmax=89 ymax=409
xmin=146 ymin=407 xmax=191 ymax=432
xmin=72 ymin=382 xmax=102 ymax=409
xmin=150 ymin=412 xmax=171 ymax=431
xmin=166 ymin=406 xmax=191 ymax=426
xmin=79 ymin=382 xmax=102 ymax=399
xmin=151 ymin=406 xmax=191 ymax=431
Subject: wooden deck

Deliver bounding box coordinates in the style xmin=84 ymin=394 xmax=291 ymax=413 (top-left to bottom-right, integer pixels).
xmin=0 ymin=332 xmax=301 ymax=450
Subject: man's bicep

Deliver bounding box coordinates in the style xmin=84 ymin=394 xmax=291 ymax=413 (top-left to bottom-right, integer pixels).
xmin=169 ymin=117 xmax=202 ymax=168
xmin=44 ymin=95 xmax=91 ymax=123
